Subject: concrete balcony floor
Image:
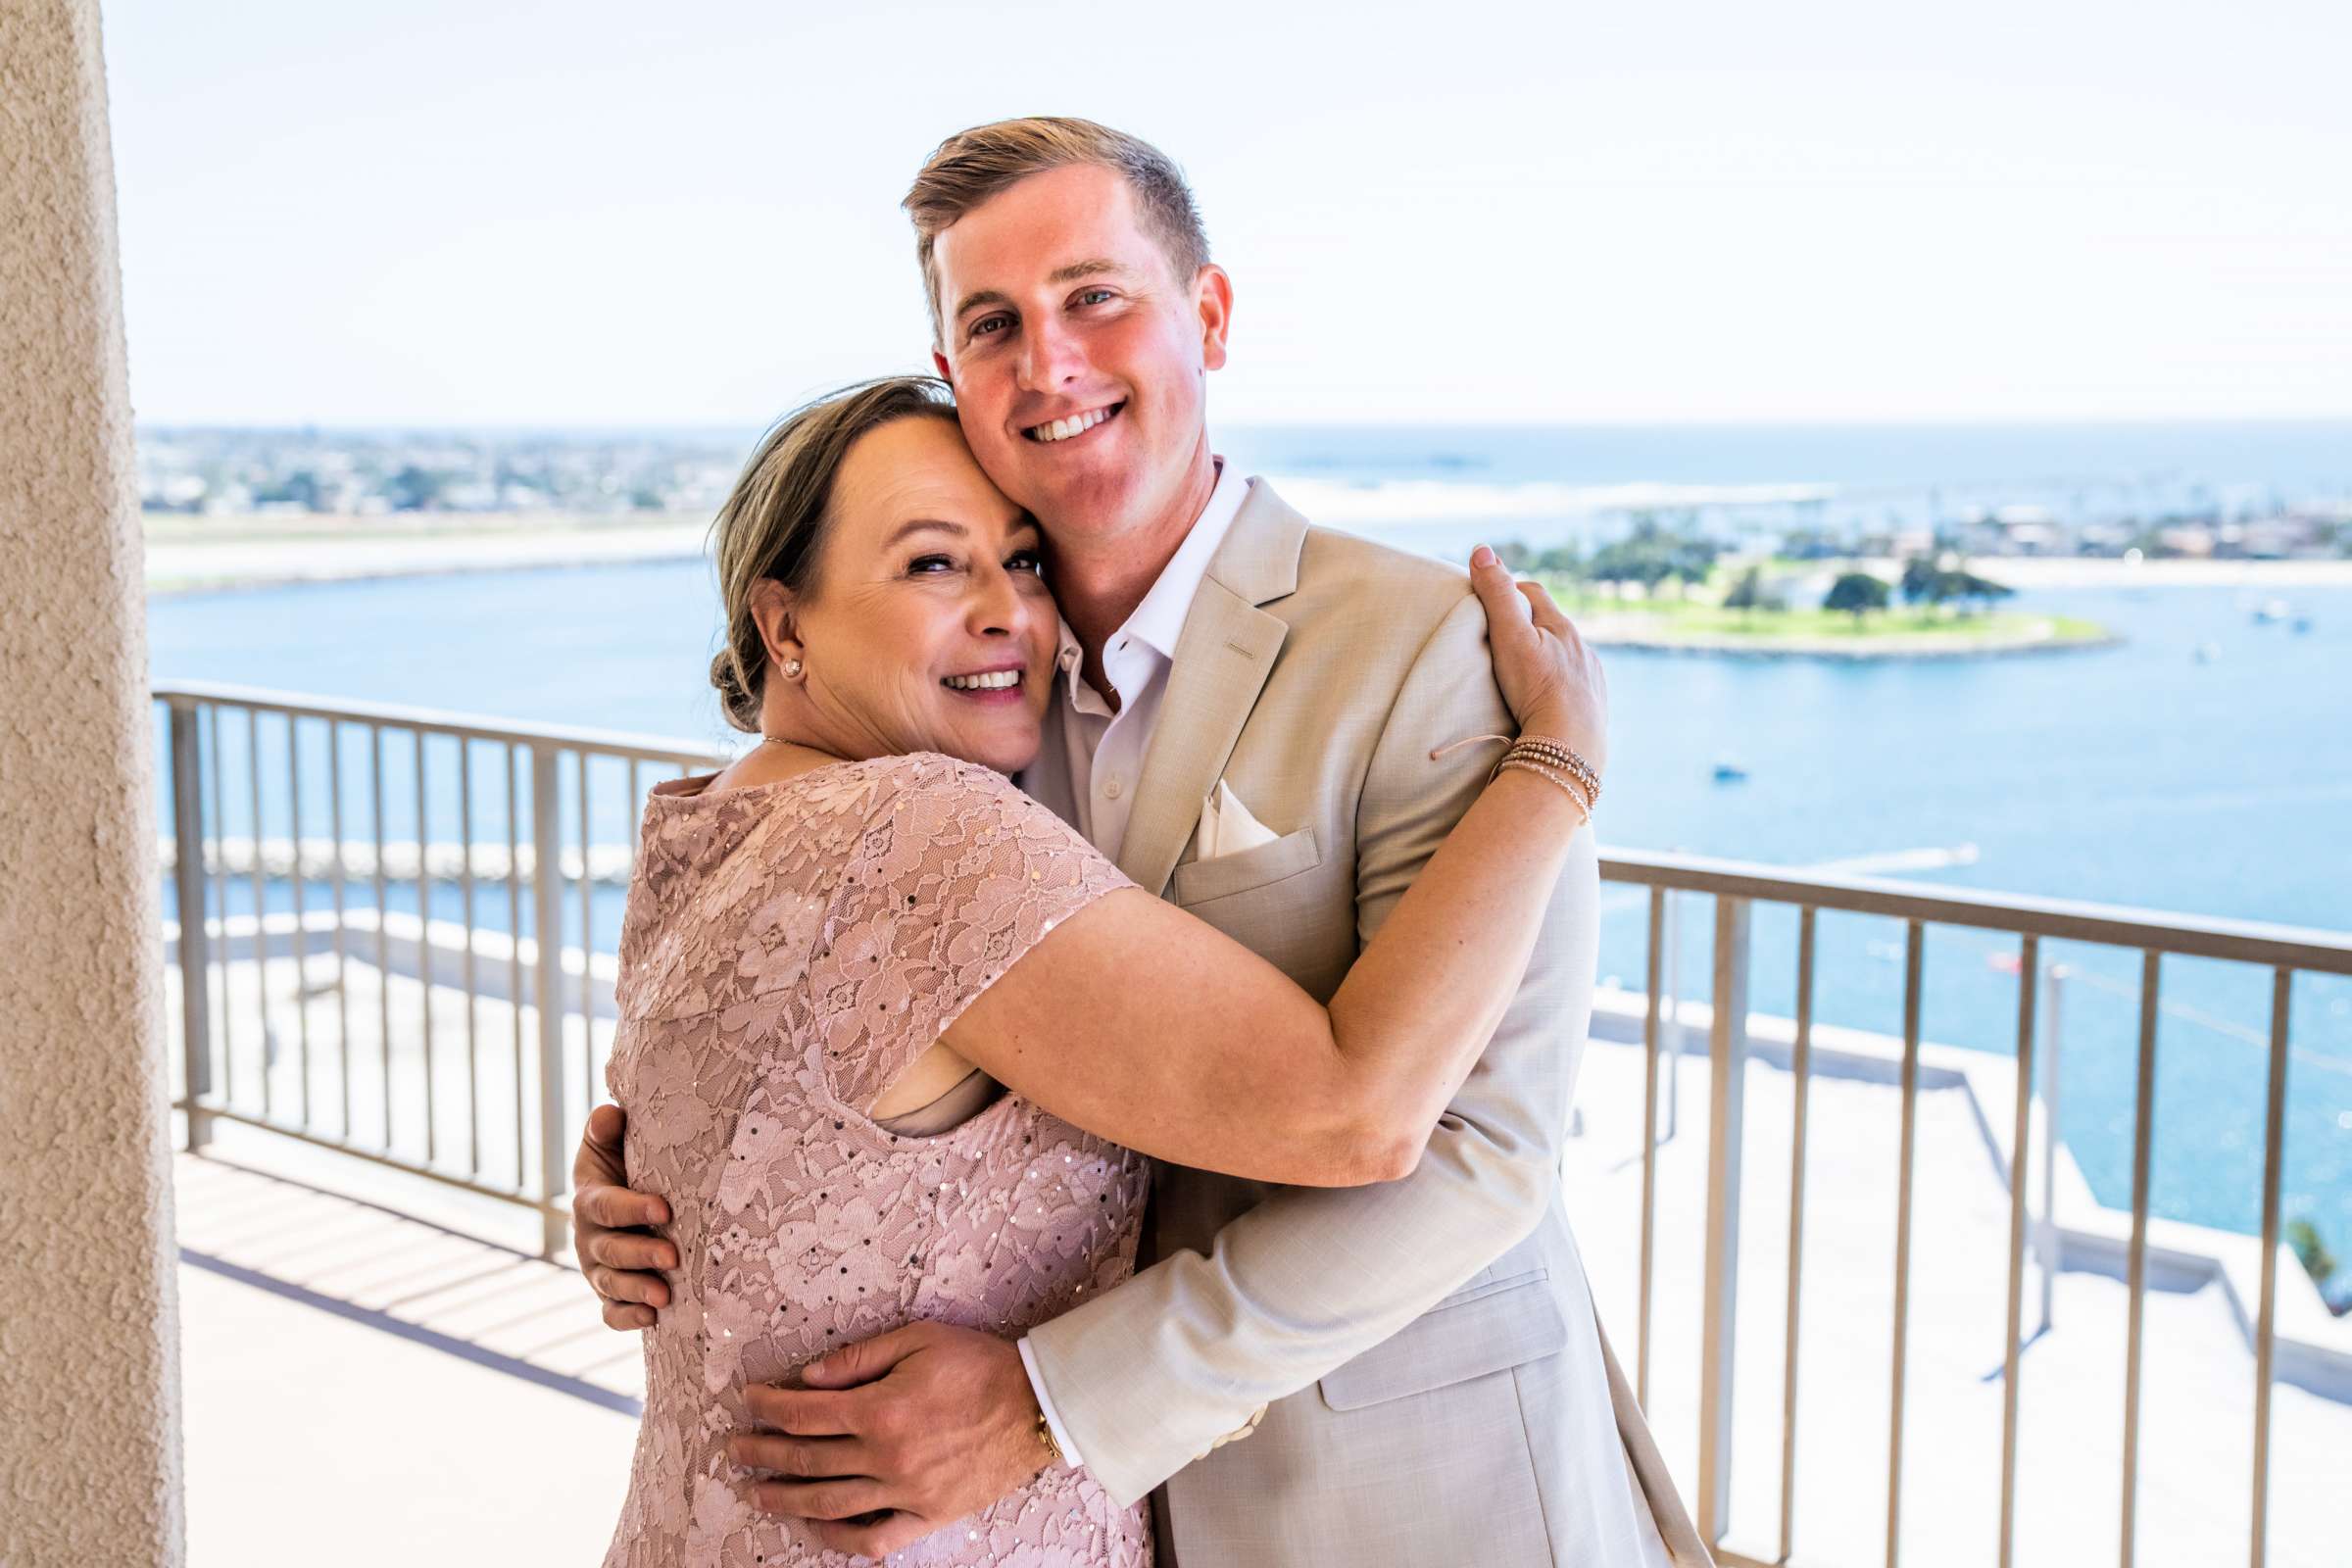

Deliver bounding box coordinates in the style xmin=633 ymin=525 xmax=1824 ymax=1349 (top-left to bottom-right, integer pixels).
xmin=174 ymin=1150 xmax=640 ymax=1566
xmin=173 ymin=1030 xmax=2350 ymax=1567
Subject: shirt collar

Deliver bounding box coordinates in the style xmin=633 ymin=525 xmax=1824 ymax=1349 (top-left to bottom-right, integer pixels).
xmin=1122 ymin=459 xmax=1250 ymax=662
xmin=1053 ymin=457 xmax=1250 ymax=685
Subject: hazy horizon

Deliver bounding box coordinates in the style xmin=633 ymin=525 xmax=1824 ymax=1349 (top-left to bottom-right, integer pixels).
xmin=132 ymin=416 xmax=2352 ymax=435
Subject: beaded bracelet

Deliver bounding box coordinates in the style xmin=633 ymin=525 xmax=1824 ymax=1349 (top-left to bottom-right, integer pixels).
xmin=1506 ymin=749 xmax=1598 ymax=802
xmin=1491 ymin=735 xmax=1601 ymax=811
xmin=1429 ymin=732 xmax=1604 ymax=820
xmin=1495 ymin=756 xmax=1594 ymax=825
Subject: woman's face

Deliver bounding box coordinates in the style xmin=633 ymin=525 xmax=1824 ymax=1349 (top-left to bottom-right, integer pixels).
xmin=770 ymin=416 xmax=1058 ymax=775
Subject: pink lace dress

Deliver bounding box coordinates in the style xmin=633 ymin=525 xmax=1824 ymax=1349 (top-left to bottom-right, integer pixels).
xmin=601 ymin=752 xmax=1152 ymax=1567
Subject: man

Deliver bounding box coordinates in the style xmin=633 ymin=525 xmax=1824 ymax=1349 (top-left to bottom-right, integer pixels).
xmin=574 ymin=118 xmax=1705 ymax=1566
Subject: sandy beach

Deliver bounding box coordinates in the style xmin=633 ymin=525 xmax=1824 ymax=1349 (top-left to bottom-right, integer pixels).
xmin=143 ymin=513 xmax=2352 ymax=596
xmin=1856 ymin=554 xmax=2352 ymax=588
xmin=144 ymin=513 xmax=710 ymax=595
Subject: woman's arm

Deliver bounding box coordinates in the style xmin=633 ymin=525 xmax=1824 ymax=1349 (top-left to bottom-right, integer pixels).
xmin=941 ymin=548 xmax=1604 ymax=1187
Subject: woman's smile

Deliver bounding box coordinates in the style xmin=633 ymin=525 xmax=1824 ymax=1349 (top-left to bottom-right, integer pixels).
xmin=940 ymin=662 xmax=1030 ymax=704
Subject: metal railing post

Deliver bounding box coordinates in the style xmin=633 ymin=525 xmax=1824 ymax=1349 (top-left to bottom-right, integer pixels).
xmin=2037 ymin=961 xmax=2068 ymax=1336
xmin=2250 ymin=965 xmax=2292 ymax=1568
xmin=169 ymin=700 xmax=215 ymax=1150
xmin=1697 ymin=893 xmax=1752 ymax=1545
xmin=531 ymin=743 xmax=570 ymax=1259
xmin=1664 ymin=888 xmax=1684 ymax=1141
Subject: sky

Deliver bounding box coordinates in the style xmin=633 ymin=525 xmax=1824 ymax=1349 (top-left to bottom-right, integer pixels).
xmin=101 ymin=0 xmax=2352 ymax=427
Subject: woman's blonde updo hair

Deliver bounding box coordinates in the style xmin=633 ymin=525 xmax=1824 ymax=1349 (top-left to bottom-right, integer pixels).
xmin=708 ymin=376 xmax=959 ymax=733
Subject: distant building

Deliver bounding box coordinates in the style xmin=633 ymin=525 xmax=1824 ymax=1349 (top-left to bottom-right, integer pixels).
xmin=2158 ymin=522 xmax=2217 ymax=557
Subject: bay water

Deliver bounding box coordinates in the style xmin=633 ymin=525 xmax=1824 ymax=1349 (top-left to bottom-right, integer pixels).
xmin=144 ymin=420 xmax=2352 ymax=1254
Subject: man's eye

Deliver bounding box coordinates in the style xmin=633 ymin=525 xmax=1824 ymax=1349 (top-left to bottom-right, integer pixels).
xmin=969 ymin=315 xmax=1010 ymax=339
xmin=908 ymin=554 xmax=956 ymax=574
xmin=1076 ymin=288 xmax=1113 ymax=307
xmin=1007 ymin=550 xmax=1046 ymax=577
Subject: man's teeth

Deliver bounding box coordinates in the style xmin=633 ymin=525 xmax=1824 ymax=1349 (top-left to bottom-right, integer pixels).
xmin=943 ymin=670 xmax=1023 ymax=691
xmin=1028 ymin=407 xmax=1114 ymax=443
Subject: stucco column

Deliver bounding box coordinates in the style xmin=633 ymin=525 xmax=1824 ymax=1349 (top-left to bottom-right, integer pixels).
xmin=0 ymin=1 xmax=188 ymax=1563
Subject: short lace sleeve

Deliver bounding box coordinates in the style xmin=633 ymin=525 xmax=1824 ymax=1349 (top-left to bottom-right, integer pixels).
xmin=812 ymin=754 xmax=1130 ymax=1115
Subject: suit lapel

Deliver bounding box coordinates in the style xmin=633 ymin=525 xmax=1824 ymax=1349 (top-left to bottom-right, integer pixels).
xmin=1115 ymin=582 xmax=1286 ymax=895
xmin=1115 ymin=482 xmax=1309 ymax=896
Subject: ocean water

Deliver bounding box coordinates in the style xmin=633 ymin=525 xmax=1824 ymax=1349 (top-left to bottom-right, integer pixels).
xmin=144 ymin=420 xmax=2352 ymax=1254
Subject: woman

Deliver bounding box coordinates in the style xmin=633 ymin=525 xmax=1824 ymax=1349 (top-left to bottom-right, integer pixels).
xmin=599 ymin=376 xmax=1607 ymax=1567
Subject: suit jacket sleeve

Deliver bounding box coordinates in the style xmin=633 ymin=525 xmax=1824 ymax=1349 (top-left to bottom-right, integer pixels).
xmin=1020 ymin=590 xmax=1599 ymax=1507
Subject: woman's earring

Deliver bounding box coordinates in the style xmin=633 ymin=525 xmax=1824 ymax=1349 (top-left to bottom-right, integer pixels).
xmin=783 ymin=658 xmax=804 ymax=680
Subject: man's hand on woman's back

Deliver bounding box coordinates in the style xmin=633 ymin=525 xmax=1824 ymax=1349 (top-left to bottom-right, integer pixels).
xmin=572 ymin=1103 xmax=676 ymax=1330
xmin=735 ymin=1321 xmax=1050 ymax=1558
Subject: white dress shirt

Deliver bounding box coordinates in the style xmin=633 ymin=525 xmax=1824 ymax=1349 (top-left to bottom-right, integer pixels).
xmin=1013 ymin=458 xmax=1250 ymax=1470
xmin=1018 ymin=460 xmax=1250 ymax=862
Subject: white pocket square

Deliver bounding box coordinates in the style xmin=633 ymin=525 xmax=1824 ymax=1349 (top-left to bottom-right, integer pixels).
xmin=1193 ymin=780 xmax=1281 ymax=860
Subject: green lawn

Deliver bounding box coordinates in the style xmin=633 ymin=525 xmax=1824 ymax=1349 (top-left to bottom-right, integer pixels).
xmin=1537 ymin=575 xmax=2109 ymax=644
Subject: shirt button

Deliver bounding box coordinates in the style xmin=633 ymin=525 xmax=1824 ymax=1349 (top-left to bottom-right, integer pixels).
xmin=1102 ymin=777 xmax=1123 ymax=801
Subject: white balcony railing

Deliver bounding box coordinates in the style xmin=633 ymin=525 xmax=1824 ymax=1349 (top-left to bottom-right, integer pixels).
xmin=151 ymin=680 xmax=2352 ymax=1568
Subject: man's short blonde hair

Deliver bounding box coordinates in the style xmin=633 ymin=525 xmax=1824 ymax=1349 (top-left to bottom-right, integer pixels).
xmin=904 ymin=117 xmax=1209 ymax=348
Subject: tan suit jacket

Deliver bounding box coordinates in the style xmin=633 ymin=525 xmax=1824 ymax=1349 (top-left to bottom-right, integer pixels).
xmin=1023 ymin=482 xmax=1708 ymax=1566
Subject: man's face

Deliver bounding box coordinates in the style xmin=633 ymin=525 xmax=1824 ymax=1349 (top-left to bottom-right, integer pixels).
xmin=929 ymin=163 xmax=1230 ymax=549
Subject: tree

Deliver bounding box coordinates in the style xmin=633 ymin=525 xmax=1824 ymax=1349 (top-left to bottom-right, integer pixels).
xmin=1666 ymin=544 xmax=1715 ymax=599
xmin=2287 ymin=1218 xmax=2337 ymax=1289
xmin=1934 ymin=568 xmax=2016 ymax=615
xmin=1585 ymin=538 xmax=1666 ymax=597
xmin=1587 ymin=521 xmax=1724 ymax=601
xmin=1899 ymin=555 xmax=1938 ymax=607
xmin=386 ymin=464 xmax=444 ymax=512
xmin=1824 ymin=571 xmax=1889 ymax=622
xmin=1723 ymin=564 xmax=1766 ymax=615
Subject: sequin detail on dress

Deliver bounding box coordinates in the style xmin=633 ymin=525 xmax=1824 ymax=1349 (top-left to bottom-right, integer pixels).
xmin=601 ymin=752 xmax=1151 ymax=1567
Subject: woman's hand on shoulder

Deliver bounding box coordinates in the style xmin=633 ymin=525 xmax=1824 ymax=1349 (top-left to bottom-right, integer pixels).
xmin=1468 ymin=545 xmax=1608 ymax=778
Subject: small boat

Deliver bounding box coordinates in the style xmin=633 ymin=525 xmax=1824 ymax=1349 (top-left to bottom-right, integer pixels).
xmin=2291 ymin=615 xmax=2313 ymax=634
xmin=2253 ymin=599 xmax=2291 ymax=624
xmin=2193 ymin=641 xmax=2221 ymax=662
xmin=1712 ymin=762 xmax=1748 ymax=784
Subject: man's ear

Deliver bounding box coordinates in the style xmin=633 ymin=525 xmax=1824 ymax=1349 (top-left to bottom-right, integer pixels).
xmin=748 ymin=578 xmax=804 ymax=673
xmin=931 ymin=348 xmax=953 ymax=381
xmin=1194 ymin=264 xmax=1234 ymax=373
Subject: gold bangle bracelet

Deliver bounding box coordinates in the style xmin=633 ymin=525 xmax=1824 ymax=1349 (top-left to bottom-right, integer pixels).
xmin=1495 ymin=757 xmax=1593 ymax=825
xmin=1497 ymin=759 xmax=1593 ymax=822
xmin=1514 ymin=754 xmax=1599 ymax=800
xmin=1493 ymin=758 xmax=1598 ymax=809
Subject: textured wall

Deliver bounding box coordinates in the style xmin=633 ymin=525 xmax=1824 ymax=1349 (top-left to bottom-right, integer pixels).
xmin=0 ymin=0 xmax=188 ymax=1562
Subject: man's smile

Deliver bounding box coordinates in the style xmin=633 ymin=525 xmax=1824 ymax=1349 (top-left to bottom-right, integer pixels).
xmin=1022 ymin=401 xmax=1125 ymax=444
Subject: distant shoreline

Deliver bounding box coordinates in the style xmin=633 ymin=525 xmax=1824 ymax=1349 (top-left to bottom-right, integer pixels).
xmin=1574 ymin=618 xmax=2125 ymax=660
xmin=143 ymin=513 xmax=709 ymax=597
xmin=1867 ymin=554 xmax=2352 ymax=588
xmin=141 ymin=512 xmax=2352 ymax=597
